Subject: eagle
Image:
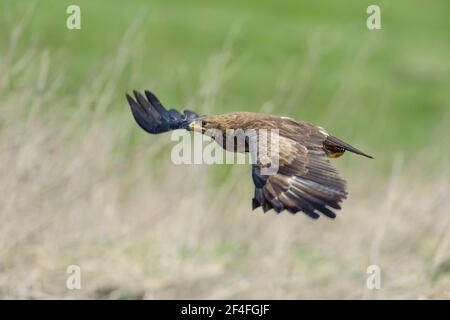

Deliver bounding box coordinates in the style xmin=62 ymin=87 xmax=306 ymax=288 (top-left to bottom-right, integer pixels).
xmin=126 ymin=90 xmax=373 ymax=219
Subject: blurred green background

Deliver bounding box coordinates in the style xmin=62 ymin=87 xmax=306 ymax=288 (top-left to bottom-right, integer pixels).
xmin=1 ymin=0 xmax=450 ymax=300
xmin=1 ymin=0 xmax=449 ymax=164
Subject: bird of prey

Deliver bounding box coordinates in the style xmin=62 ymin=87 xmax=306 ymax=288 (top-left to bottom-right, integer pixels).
xmin=126 ymin=90 xmax=373 ymax=219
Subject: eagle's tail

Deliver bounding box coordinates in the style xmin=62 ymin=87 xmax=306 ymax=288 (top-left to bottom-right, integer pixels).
xmin=323 ymin=135 xmax=373 ymax=159
xmin=126 ymin=90 xmax=198 ymax=134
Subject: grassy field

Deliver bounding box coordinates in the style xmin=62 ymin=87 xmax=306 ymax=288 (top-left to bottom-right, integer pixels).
xmin=0 ymin=0 xmax=449 ymax=299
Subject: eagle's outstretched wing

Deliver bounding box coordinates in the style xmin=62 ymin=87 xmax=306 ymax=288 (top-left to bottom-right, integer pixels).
xmin=251 ymin=127 xmax=347 ymax=219
xmin=126 ymin=90 xmax=198 ymax=134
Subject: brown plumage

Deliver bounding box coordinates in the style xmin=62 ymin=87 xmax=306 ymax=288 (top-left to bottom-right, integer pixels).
xmin=126 ymin=90 xmax=373 ymax=219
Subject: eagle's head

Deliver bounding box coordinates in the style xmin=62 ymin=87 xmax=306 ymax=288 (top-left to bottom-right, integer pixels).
xmin=187 ymin=116 xmax=220 ymax=133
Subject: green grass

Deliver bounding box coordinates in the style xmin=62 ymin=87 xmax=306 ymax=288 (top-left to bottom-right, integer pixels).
xmin=1 ymin=0 xmax=449 ymax=164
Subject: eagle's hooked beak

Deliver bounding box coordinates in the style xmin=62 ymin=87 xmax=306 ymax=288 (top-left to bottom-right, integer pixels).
xmin=188 ymin=120 xmax=203 ymax=133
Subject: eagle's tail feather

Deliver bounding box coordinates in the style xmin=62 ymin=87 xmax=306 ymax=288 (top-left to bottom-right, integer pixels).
xmin=324 ymin=135 xmax=373 ymax=159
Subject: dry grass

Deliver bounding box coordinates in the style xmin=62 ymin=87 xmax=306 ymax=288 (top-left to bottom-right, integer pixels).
xmin=1 ymin=21 xmax=449 ymax=300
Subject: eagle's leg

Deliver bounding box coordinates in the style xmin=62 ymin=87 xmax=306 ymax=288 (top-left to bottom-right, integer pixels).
xmin=323 ymin=143 xmax=345 ymax=158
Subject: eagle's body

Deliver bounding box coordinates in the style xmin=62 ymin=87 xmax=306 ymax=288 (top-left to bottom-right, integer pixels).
xmin=126 ymin=90 xmax=373 ymax=219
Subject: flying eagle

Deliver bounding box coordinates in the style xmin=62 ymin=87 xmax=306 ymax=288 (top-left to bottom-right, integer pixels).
xmin=126 ymin=90 xmax=373 ymax=219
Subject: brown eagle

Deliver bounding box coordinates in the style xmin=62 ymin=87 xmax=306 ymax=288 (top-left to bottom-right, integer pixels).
xmin=126 ymin=90 xmax=373 ymax=219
